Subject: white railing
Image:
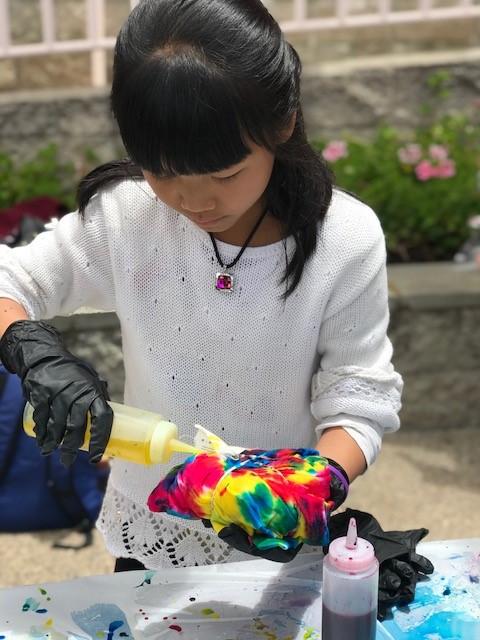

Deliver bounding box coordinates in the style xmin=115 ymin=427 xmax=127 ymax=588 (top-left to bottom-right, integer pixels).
xmin=0 ymin=0 xmax=479 ymax=87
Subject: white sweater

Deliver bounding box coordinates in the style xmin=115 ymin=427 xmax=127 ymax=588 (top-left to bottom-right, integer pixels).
xmin=0 ymin=179 xmax=402 ymax=568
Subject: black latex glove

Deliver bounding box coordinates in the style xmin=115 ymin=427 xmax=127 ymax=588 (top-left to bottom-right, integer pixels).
xmin=327 ymin=508 xmax=434 ymax=620
xmin=0 ymin=320 xmax=113 ymax=467
xmin=208 ymin=455 xmax=350 ymax=563
xmin=218 ymin=523 xmax=303 ymax=563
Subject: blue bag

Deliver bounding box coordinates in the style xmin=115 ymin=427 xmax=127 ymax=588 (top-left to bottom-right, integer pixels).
xmin=0 ymin=365 xmax=108 ymax=543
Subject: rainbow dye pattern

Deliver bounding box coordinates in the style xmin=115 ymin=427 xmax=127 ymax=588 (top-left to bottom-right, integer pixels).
xmin=147 ymin=448 xmax=335 ymax=551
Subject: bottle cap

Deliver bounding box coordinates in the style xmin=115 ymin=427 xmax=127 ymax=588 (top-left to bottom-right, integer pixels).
xmin=327 ymin=517 xmax=376 ymax=573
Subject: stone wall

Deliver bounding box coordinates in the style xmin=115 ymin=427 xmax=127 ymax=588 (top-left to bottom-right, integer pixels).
xmin=49 ymin=263 xmax=480 ymax=432
xmin=390 ymin=305 xmax=479 ymax=431
xmin=1 ymin=53 xmax=479 ymax=168
xmin=302 ymin=54 xmax=480 ymax=140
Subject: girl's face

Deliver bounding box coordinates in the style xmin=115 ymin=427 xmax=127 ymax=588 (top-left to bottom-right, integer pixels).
xmin=142 ymin=142 xmax=275 ymax=235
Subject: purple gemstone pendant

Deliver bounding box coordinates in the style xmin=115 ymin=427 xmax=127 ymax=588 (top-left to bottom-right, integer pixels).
xmin=215 ymin=272 xmax=234 ymax=292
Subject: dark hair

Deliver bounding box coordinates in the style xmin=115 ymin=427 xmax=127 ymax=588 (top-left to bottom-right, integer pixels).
xmin=77 ymin=0 xmax=333 ymax=297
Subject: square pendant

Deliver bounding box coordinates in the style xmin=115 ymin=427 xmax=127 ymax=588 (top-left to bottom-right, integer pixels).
xmin=215 ymin=272 xmax=233 ymax=292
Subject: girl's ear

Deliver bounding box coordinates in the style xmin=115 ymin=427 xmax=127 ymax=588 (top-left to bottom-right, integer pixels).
xmin=279 ymin=112 xmax=297 ymax=144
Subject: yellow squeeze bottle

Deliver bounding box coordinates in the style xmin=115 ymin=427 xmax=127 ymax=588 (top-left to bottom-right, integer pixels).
xmin=23 ymin=401 xmax=201 ymax=464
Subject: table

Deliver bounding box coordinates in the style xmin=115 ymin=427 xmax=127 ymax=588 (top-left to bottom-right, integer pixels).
xmin=0 ymin=539 xmax=478 ymax=639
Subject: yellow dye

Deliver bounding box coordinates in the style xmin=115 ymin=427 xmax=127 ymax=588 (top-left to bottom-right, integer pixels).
xmin=24 ymin=409 xmax=200 ymax=465
xmin=253 ymin=618 xmax=282 ymax=640
xmin=169 ymin=438 xmax=201 ymax=456
xmin=25 ymin=411 xmax=151 ymax=464
xmin=201 ymin=608 xmax=220 ymax=619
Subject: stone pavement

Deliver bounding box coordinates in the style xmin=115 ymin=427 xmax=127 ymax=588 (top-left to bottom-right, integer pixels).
xmin=1 ymin=426 xmax=478 ymax=589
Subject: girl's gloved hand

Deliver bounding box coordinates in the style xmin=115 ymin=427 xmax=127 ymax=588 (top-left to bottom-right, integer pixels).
xmin=148 ymin=448 xmax=349 ymax=563
xmin=0 ymin=320 xmax=113 ymax=466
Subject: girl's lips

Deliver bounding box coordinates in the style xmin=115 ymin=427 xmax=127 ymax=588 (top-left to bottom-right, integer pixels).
xmin=195 ymin=216 xmax=225 ymax=228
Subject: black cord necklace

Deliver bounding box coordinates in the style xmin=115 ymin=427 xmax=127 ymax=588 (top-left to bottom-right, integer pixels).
xmin=209 ymin=207 xmax=269 ymax=292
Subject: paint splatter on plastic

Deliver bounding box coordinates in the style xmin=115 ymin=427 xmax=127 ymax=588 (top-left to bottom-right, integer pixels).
xmin=21 ymin=598 xmax=47 ymax=614
xmin=38 ymin=588 xmax=52 ymax=602
xmin=71 ymin=603 xmax=132 ymax=639
xmin=136 ymin=570 xmax=155 ymax=588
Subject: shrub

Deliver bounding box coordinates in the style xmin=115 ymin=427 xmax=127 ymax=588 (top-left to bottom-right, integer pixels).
xmin=314 ymin=112 xmax=480 ymax=262
xmin=0 ymin=145 xmax=99 ymax=212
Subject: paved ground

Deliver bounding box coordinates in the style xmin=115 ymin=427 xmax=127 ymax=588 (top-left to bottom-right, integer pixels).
xmin=1 ymin=426 xmax=478 ymax=589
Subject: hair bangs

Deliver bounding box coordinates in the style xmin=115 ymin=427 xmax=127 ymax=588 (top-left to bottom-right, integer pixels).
xmin=114 ymin=50 xmax=271 ymax=176
xmin=82 ymin=0 xmax=334 ymax=299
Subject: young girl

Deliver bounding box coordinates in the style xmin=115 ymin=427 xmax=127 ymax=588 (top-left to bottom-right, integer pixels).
xmin=0 ymin=0 xmax=402 ymax=571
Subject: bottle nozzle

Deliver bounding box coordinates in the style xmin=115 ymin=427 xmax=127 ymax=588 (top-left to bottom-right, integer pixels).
xmin=345 ymin=517 xmax=357 ymax=550
xmin=169 ymin=438 xmax=202 ymax=456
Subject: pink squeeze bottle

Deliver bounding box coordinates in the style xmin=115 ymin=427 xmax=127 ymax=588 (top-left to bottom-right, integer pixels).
xmin=322 ymin=517 xmax=379 ymax=640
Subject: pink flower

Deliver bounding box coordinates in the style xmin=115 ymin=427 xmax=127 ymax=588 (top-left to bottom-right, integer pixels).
xmin=434 ymin=159 xmax=456 ymax=179
xmin=415 ymin=160 xmax=435 ymax=181
xmin=415 ymin=158 xmax=456 ymax=181
xmin=322 ymin=140 xmax=348 ymax=163
xmin=398 ymin=144 xmax=422 ymax=165
xmin=429 ymin=144 xmax=449 ymax=162
xmin=469 ymin=215 xmax=480 ymax=230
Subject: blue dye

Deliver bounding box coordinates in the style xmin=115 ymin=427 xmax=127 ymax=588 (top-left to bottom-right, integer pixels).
xmin=383 ymin=582 xmax=480 ymax=639
xmin=22 ymin=597 xmax=40 ymax=612
xmin=72 ymin=603 xmax=132 ymax=639
xmin=408 ymin=586 xmax=439 ymax=608
xmin=469 ymin=575 xmax=479 ymax=584
xmin=403 ymin=611 xmax=478 ymax=639
xmin=107 ymin=620 xmax=124 ymax=640
xmin=135 ymin=570 xmax=155 ymax=588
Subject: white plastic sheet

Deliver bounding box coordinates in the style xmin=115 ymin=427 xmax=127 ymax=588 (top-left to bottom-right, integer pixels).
xmin=0 ymin=549 xmax=405 ymax=639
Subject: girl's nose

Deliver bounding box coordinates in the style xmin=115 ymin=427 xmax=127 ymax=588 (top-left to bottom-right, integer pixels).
xmin=180 ymin=199 xmax=216 ymax=214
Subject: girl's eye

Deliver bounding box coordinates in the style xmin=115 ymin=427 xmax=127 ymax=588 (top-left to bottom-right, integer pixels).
xmin=214 ymin=171 xmax=242 ymax=182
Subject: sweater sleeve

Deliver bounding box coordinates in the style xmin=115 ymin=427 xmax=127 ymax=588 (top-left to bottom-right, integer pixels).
xmin=311 ymin=207 xmax=403 ymax=467
xmin=0 ymin=195 xmax=115 ymax=320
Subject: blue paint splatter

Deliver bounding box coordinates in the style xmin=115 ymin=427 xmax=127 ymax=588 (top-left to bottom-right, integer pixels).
xmin=136 ymin=570 xmax=155 ymax=588
xmin=25 ymin=628 xmax=53 ymax=639
xmin=470 ymin=575 xmax=479 ymax=583
xmin=72 ymin=603 xmax=132 ymax=639
xmin=393 ymin=610 xmax=479 ymax=639
xmin=22 ymin=597 xmax=41 ymax=612
xmin=107 ymin=620 xmax=124 ymax=640
xmin=383 ymin=581 xmax=480 ymax=639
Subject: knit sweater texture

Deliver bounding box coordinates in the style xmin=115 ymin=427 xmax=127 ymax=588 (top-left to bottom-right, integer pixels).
xmin=0 ymin=179 xmax=403 ymax=568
